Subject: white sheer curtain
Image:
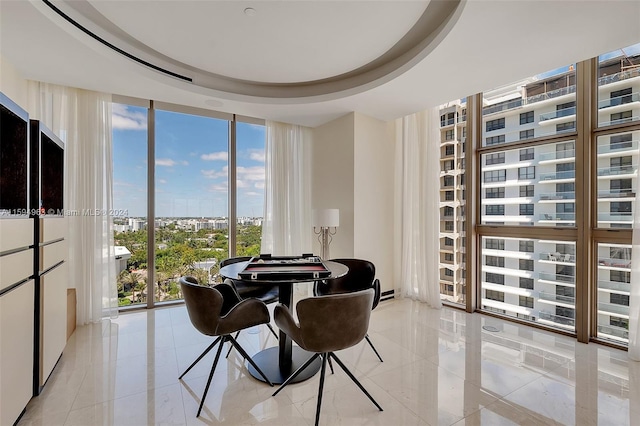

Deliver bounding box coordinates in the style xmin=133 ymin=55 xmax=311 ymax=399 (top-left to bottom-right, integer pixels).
xmin=394 ymin=108 xmax=442 ymax=308
xmin=261 ymin=121 xmax=312 ymax=256
xmin=27 ymin=81 xmax=118 ymax=324
xmin=629 ymin=162 xmax=640 ymax=360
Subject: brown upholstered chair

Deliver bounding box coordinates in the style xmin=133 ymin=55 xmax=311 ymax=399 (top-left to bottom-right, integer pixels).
xmin=313 ymin=258 xmax=383 ymax=362
xmin=178 ymin=276 xmax=273 ymax=417
xmin=272 ymin=289 xmax=383 ymax=426
xmin=220 ymin=256 xmax=279 ymax=358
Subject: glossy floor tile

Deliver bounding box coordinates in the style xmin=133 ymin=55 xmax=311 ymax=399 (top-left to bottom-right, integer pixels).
xmin=17 ymin=298 xmax=639 ymax=425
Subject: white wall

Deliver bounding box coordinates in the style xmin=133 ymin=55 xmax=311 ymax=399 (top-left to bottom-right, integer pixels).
xmin=312 ymin=112 xmax=396 ymax=294
xmin=0 ymin=55 xmax=28 ymax=110
xmin=312 ymin=113 xmax=355 ymax=258
xmin=353 ymin=113 xmax=395 ymax=294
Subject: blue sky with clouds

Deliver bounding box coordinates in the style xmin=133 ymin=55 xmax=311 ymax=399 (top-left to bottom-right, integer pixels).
xmin=112 ymin=104 xmax=265 ymax=218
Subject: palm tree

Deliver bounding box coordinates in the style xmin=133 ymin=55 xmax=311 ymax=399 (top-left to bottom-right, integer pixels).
xmin=118 ymin=270 xmax=141 ymax=304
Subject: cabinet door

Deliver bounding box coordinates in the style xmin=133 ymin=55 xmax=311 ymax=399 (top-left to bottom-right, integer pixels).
xmin=1 ymin=280 xmax=35 ymax=426
xmin=40 ymin=262 xmax=67 ymax=387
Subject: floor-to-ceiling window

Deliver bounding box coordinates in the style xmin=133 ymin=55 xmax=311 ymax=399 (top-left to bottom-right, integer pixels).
xmin=441 ymin=41 xmax=640 ymax=349
xmin=112 ymin=99 xmax=265 ymax=308
xmin=112 ymin=103 xmax=148 ymax=307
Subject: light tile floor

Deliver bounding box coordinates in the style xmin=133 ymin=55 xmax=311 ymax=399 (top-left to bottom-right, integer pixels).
xmin=17 ymin=298 xmax=640 ymax=426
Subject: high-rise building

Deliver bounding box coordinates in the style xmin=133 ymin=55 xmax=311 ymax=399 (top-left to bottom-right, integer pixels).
xmin=440 ymin=50 xmax=639 ymax=344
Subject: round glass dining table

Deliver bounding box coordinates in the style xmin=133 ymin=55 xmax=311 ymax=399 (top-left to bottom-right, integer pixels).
xmin=219 ymin=260 xmax=348 ymax=384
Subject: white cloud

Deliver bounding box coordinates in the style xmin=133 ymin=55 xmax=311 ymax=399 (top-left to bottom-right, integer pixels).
xmin=181 ymin=160 xmax=189 ymax=166
xmin=158 ymin=179 xmax=167 ymax=184
xmin=245 ymin=191 xmax=261 ymax=196
xmin=112 ymin=104 xmax=146 ymax=130
xmin=156 ymin=159 xmax=176 ymax=167
xmin=237 ymin=180 xmax=248 ymax=188
xmin=237 ymin=165 xmax=265 ymax=183
xmin=254 ymin=182 xmax=265 ymax=189
xmin=114 ymin=180 xmax=133 ymax=187
xmin=202 ymin=166 xmax=228 ymax=179
xmin=249 ymin=150 xmax=265 ymax=162
xmin=201 ymin=152 xmax=228 ymax=161
xmin=208 ymin=184 xmax=228 ymax=193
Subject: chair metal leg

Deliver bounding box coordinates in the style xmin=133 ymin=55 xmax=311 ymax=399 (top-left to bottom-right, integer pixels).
xmin=329 ymin=352 xmax=383 ymax=412
xmin=314 ymin=353 xmax=329 ymax=426
xmin=228 ymin=336 xmax=274 ymax=386
xmin=225 ymin=331 xmax=241 ymax=359
xmin=326 ymin=354 xmax=334 ymax=374
xmin=272 ymin=353 xmax=321 ymax=396
xmin=179 ymin=336 xmax=222 ymax=379
xmin=197 ymin=336 xmax=226 ymax=417
xmin=365 ymin=334 xmax=383 ymax=362
xmin=266 ymin=323 xmax=279 ymax=339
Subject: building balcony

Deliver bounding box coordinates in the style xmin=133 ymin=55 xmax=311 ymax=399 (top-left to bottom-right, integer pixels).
xmin=597 ymin=280 xmax=630 ymax=292
xmin=526 ymin=85 xmax=576 ymax=105
xmin=539 ymin=252 xmax=575 ymax=263
xmin=538 ymin=151 xmax=576 ymax=162
xmin=597 ymin=302 xmax=629 ymax=316
xmin=597 ymin=67 xmax=640 ymax=86
xmin=539 ymin=191 xmax=575 ymax=201
xmin=597 ymin=212 xmax=633 ymax=223
xmin=538 ymin=291 xmax=575 ymax=306
xmin=597 ymin=165 xmax=637 ymax=178
xmin=539 ymin=107 xmax=577 ymax=122
xmin=598 ymin=189 xmax=635 ymax=200
xmin=597 ymin=324 xmax=629 ymax=341
xmin=597 ymin=92 xmax=640 ymax=109
xmin=482 ymin=98 xmax=523 ymax=116
xmin=599 ymin=115 xmax=640 ymax=127
xmin=598 ymin=258 xmax=631 ymax=269
xmin=538 ymin=271 xmax=575 ymax=285
xmin=538 ymin=311 xmax=575 ymax=328
xmin=539 ymin=170 xmax=575 ymax=181
xmin=597 ymin=139 xmax=639 ymax=156
xmin=539 ymin=213 xmax=576 ymax=222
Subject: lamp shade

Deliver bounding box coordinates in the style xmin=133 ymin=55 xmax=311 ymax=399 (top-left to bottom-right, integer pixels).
xmin=312 ymin=208 xmax=339 ymax=227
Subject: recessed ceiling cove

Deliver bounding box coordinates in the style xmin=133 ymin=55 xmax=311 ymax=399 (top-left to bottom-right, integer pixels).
xmin=45 ymin=0 xmax=465 ymax=101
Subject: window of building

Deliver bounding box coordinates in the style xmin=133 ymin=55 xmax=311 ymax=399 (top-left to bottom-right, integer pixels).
xmin=445 ymin=145 xmax=455 ymax=156
xmin=610 ymin=316 xmax=629 ymax=329
xmin=484 ymin=169 xmax=506 ymax=182
xmin=520 ymin=148 xmax=534 ymax=160
xmin=445 ymin=129 xmax=455 ymax=141
xmin=519 ymin=259 xmax=534 ymax=271
xmin=610 ymin=270 xmax=630 ymax=283
xmin=610 ymin=293 xmax=630 ymax=306
xmin=519 ymin=204 xmax=534 ymax=216
xmin=556 ymin=182 xmax=575 ymax=193
xmin=444 ymin=237 xmax=454 ymax=246
xmin=518 ymin=166 xmax=535 ymax=180
xmin=610 ymin=179 xmax=632 ymax=190
xmin=444 ymin=253 xmax=454 ymax=262
xmin=486 ymin=238 xmax=505 ymax=250
xmin=520 ymin=111 xmax=534 ymax=125
xmin=519 ymin=277 xmax=534 ymax=289
xmin=486 ymin=290 xmax=505 ymax=302
xmin=519 ymin=129 xmax=535 ymax=140
xmin=486 ymin=135 xmax=506 ymax=146
xmin=485 ymin=256 xmax=505 ymax=267
xmin=486 ymin=152 xmax=505 ymax=165
xmin=611 ymin=110 xmax=632 ymax=125
xmin=610 ymin=88 xmax=633 ymax=105
xmin=444 ymin=206 xmax=454 ymax=216
xmin=443 ymin=175 xmax=454 ymax=187
xmin=441 ymin=112 xmax=455 ymax=126
xmin=520 ymin=185 xmax=534 ymax=197
xmin=486 ymin=273 xmax=505 ymax=285
xmin=611 ymin=202 xmax=632 ymax=213
xmin=556 ymin=141 xmax=575 ymax=158
xmin=444 ymin=268 xmax=454 ymax=277
xmin=485 ymin=188 xmax=505 ymax=199
xmin=519 ymin=296 xmax=534 ymax=308
xmin=556 ymin=306 xmax=575 ymax=322
xmin=486 ymin=205 xmax=505 ymax=215
xmin=610 ymin=133 xmax=633 ymax=149
xmin=519 ymin=240 xmax=534 ymax=252
xmin=556 ymin=121 xmax=576 ymax=132
xmin=445 ymin=191 xmax=454 ymax=201
xmin=486 ymin=118 xmax=505 ymax=132
xmin=611 ymin=156 xmax=633 ymax=168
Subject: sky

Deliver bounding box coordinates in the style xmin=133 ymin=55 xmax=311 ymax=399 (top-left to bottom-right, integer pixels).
xmin=112 ymin=104 xmax=265 ymax=218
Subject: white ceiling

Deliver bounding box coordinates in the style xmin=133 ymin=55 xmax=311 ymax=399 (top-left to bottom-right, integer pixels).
xmin=1 ymin=1 xmax=640 ymax=127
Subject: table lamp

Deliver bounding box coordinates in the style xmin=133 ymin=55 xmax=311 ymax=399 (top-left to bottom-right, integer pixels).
xmin=312 ymin=209 xmax=339 ymax=260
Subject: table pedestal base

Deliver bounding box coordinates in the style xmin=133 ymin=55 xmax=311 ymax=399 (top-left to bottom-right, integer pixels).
xmin=248 ymin=346 xmax=321 ymax=385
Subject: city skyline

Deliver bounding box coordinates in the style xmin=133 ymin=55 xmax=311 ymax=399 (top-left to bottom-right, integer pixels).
xmin=112 ymin=104 xmax=266 ymax=217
